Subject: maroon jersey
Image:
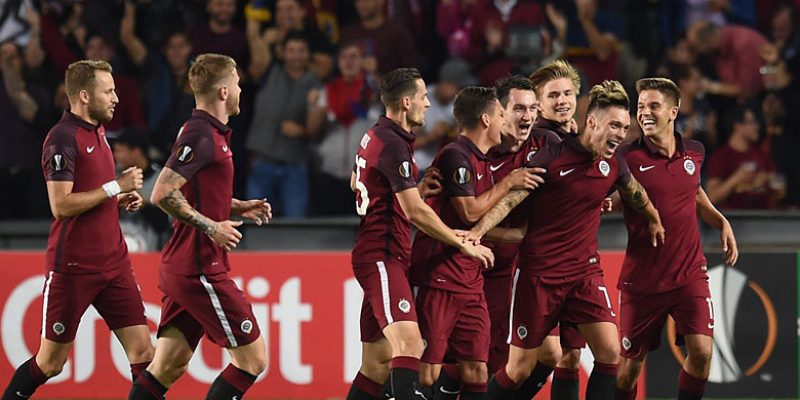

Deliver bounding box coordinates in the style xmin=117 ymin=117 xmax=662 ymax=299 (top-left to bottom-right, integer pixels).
xmin=532 ymin=117 xmax=572 ymax=141
xmin=619 ymin=134 xmax=707 ymax=293
xmin=352 ymin=116 xmax=419 ymax=265
xmin=518 ymin=135 xmax=631 ymax=281
xmin=484 ymin=130 xmax=561 ymax=278
xmin=161 ymin=110 xmax=234 ymax=276
xmin=411 ymin=136 xmax=494 ymax=294
xmin=41 ymin=112 xmax=128 ymax=274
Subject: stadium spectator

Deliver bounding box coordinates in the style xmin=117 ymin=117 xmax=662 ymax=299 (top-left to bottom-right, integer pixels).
xmin=686 ymin=20 xmax=770 ymax=99
xmin=120 ymin=2 xmax=195 ymax=160
xmin=339 ymin=0 xmax=417 ymax=76
xmin=706 ymin=106 xmax=784 ymax=209
xmin=413 ymin=59 xmax=474 ymax=171
xmin=671 ymin=63 xmax=719 ymax=155
xmin=262 ymin=0 xmax=336 ymax=79
xmin=0 ymin=41 xmax=53 ymax=219
xmin=190 ymin=0 xmax=248 ymax=64
xmin=246 ymin=32 xmax=322 ymax=217
xmin=564 ymin=0 xmax=626 ymax=87
xmin=307 ymin=41 xmax=379 ymax=215
xmin=112 ymin=128 xmax=169 ymax=252
xmin=684 ymin=0 xmax=757 ymax=27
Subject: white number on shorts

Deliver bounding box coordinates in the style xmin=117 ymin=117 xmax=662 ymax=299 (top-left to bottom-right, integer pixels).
xmin=354 ymin=155 xmax=370 ymax=216
xmin=706 ymin=297 xmax=715 ymax=321
xmin=598 ymin=286 xmax=616 ymax=317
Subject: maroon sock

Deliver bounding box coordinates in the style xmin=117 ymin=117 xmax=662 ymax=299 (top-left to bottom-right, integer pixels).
xmin=586 ymin=362 xmax=617 ymax=400
xmin=487 ymin=368 xmax=519 ymax=400
xmin=614 ymin=384 xmax=637 ymax=400
xmin=130 ymin=362 xmax=150 ymax=383
xmin=129 ymin=370 xmax=167 ymax=400
xmin=552 ymin=367 xmax=579 ymax=400
xmin=514 ymin=362 xmax=554 ymax=399
xmin=389 ymin=356 xmax=420 ymax=400
xmin=678 ymin=369 xmax=707 ymax=400
xmin=205 ymin=364 xmax=258 ymax=400
xmin=347 ymin=372 xmax=384 ymax=400
xmin=1 ymin=357 xmax=49 ymax=399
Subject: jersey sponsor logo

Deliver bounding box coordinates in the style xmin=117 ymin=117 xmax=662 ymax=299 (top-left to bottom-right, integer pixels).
xmin=598 ymin=160 xmax=611 ymax=177
xmin=667 ymin=264 xmax=777 ymax=383
xmin=622 ymin=336 xmax=632 ymax=350
xmin=684 ymin=159 xmax=696 ymax=175
xmin=454 ymin=167 xmax=471 ymax=185
xmin=86 ymin=146 xmax=95 ymax=154
xmin=52 ymin=322 xmax=65 ymax=335
xmin=51 ymin=154 xmax=66 ymax=172
xmin=559 ymin=168 xmax=575 ymax=177
xmin=516 ymin=325 xmax=528 ymax=339
xmin=240 ymin=319 xmax=253 ymax=334
xmin=490 ymin=162 xmax=506 ymax=172
xmin=639 ymin=165 xmax=655 ymax=172
xmin=176 ymin=146 xmax=194 ymax=163
xmin=398 ymin=298 xmax=411 ymax=314
xmin=398 ymin=161 xmax=412 ymax=179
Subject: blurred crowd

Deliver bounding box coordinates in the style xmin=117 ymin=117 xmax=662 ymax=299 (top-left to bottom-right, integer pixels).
xmin=1 ymin=0 xmax=799 ymax=232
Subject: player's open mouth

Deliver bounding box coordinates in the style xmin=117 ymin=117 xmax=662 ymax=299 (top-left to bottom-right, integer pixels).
xmin=641 ymin=118 xmax=656 ymax=128
xmin=519 ymin=123 xmax=531 ymax=132
xmin=606 ymin=139 xmax=620 ymax=152
xmin=556 ymin=106 xmax=571 ymax=113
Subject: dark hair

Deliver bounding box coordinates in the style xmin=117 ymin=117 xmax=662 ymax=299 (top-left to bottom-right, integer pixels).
xmin=282 ymin=30 xmax=311 ymax=49
xmin=723 ymin=104 xmax=759 ymax=134
xmin=380 ymin=67 xmax=422 ymax=109
xmin=636 ymin=77 xmax=681 ymax=107
xmin=65 ymin=60 xmax=113 ymax=98
xmin=453 ymin=86 xmax=498 ymax=130
xmin=587 ymin=80 xmax=629 ymax=115
xmin=668 ymin=63 xmax=693 ymax=84
xmin=495 ymin=75 xmax=535 ymax=107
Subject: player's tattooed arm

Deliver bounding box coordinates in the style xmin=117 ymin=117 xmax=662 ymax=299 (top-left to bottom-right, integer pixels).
xmin=153 ymin=168 xmax=217 ymax=235
xmin=469 ymin=189 xmax=529 ymax=239
xmin=618 ymin=176 xmax=665 ymax=246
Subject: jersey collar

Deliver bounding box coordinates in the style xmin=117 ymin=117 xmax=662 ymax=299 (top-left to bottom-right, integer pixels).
xmin=378 ymin=116 xmax=414 ymax=142
xmin=534 ymin=117 xmax=572 ymax=139
xmin=457 ymin=135 xmax=488 ymax=160
xmin=639 ymin=131 xmax=687 ymax=158
xmin=62 ymin=111 xmax=101 ymax=132
xmin=192 ymin=109 xmax=233 ymax=135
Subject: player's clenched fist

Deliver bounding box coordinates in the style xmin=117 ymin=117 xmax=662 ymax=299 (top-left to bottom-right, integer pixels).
xmin=208 ymin=220 xmax=244 ymax=251
xmin=117 ymin=166 xmax=144 ymax=192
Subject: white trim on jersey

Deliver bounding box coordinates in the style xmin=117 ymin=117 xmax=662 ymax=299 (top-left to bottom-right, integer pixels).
xmin=507 ymin=268 xmax=521 ymax=344
xmin=377 ymin=261 xmax=393 ymax=324
xmin=41 ymin=271 xmax=54 ymax=337
xmin=200 ymin=275 xmax=238 ymax=347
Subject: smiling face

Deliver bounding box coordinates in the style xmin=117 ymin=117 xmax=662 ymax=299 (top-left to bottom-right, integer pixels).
xmin=503 ymin=88 xmax=537 ymax=143
xmin=586 ymin=106 xmax=630 ymax=159
xmin=637 ymin=89 xmax=678 ymax=138
xmin=538 ymin=77 xmax=577 ymax=126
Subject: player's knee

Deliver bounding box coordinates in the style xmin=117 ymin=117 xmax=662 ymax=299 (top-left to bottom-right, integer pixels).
xmin=459 ymin=362 xmax=487 ymax=384
xmin=128 ymin=344 xmax=155 ymax=364
xmin=558 ymin=348 xmax=581 ymax=370
xmin=37 ymin=360 xmax=66 ymax=378
xmin=686 ymin=345 xmax=712 ymax=370
xmin=396 ymin=336 xmax=425 ymax=358
xmin=161 ymin=362 xmax=189 ymax=384
xmin=593 ymin=343 xmax=620 ymax=365
xmin=536 ymin=344 xmax=561 ymax=367
xmin=506 ymin=358 xmax=535 ymax=383
xmin=361 ymin=359 xmax=391 ymax=384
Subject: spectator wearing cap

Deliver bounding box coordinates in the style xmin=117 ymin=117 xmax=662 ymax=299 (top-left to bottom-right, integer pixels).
xmin=112 ymin=128 xmax=169 ymax=251
xmin=413 ymin=59 xmax=476 ymax=171
xmin=705 ymin=106 xmax=784 ymax=209
xmin=306 ymin=41 xmax=379 ymax=215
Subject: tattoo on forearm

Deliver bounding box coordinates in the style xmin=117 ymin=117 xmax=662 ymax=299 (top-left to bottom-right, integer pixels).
xmin=621 ymin=178 xmax=650 ymax=210
xmin=159 ymin=188 xmax=217 ymax=235
xmin=474 ymin=190 xmax=528 ymax=235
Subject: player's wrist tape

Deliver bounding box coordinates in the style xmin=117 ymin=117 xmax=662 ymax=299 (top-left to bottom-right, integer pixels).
xmin=102 ymin=181 xmax=122 ymax=198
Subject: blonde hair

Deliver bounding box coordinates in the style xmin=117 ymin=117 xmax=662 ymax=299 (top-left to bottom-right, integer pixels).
xmin=529 ymin=60 xmax=581 ymax=97
xmin=587 ymin=80 xmax=629 ymax=114
xmin=636 ymin=77 xmax=681 ymax=106
xmin=188 ymin=53 xmax=237 ymax=96
xmin=65 ymin=60 xmax=113 ymax=98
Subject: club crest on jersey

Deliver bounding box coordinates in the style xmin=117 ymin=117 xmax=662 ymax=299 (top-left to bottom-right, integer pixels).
xmin=598 ymin=160 xmax=611 ymax=177
xmin=50 ymin=154 xmax=66 ymax=172
xmin=526 ymin=150 xmax=537 ymax=162
xmin=240 ymin=319 xmax=253 ymax=334
xmin=176 ymin=146 xmax=194 ymax=163
xmin=684 ymin=159 xmax=696 ymax=175
xmin=398 ymin=298 xmax=411 ymax=314
xmin=454 ymin=167 xmax=471 ymax=185
xmin=53 ymin=322 xmax=65 ymax=335
xmin=622 ymin=336 xmax=632 ymax=350
xmin=399 ymin=161 xmax=412 ymax=178
xmin=517 ymin=325 xmax=528 ymax=339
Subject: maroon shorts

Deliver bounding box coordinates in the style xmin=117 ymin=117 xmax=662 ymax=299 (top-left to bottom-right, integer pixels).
xmin=158 ymin=271 xmax=260 ymax=349
xmin=509 ymin=270 xmax=616 ymax=349
xmin=41 ymin=266 xmax=147 ymax=343
xmin=483 ymin=273 xmax=512 ymax=372
xmin=619 ymin=279 xmax=714 ymax=359
xmin=353 ymin=258 xmax=417 ymax=343
xmin=417 ymin=287 xmax=490 ymax=364
xmin=549 ymin=323 xmax=587 ymax=350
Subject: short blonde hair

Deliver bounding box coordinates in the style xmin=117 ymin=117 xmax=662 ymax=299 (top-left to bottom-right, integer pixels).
xmin=188 ymin=53 xmax=237 ymax=96
xmin=65 ymin=60 xmax=113 ymax=98
xmin=587 ymin=80 xmax=629 ymax=114
xmin=529 ymin=60 xmax=581 ymax=97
